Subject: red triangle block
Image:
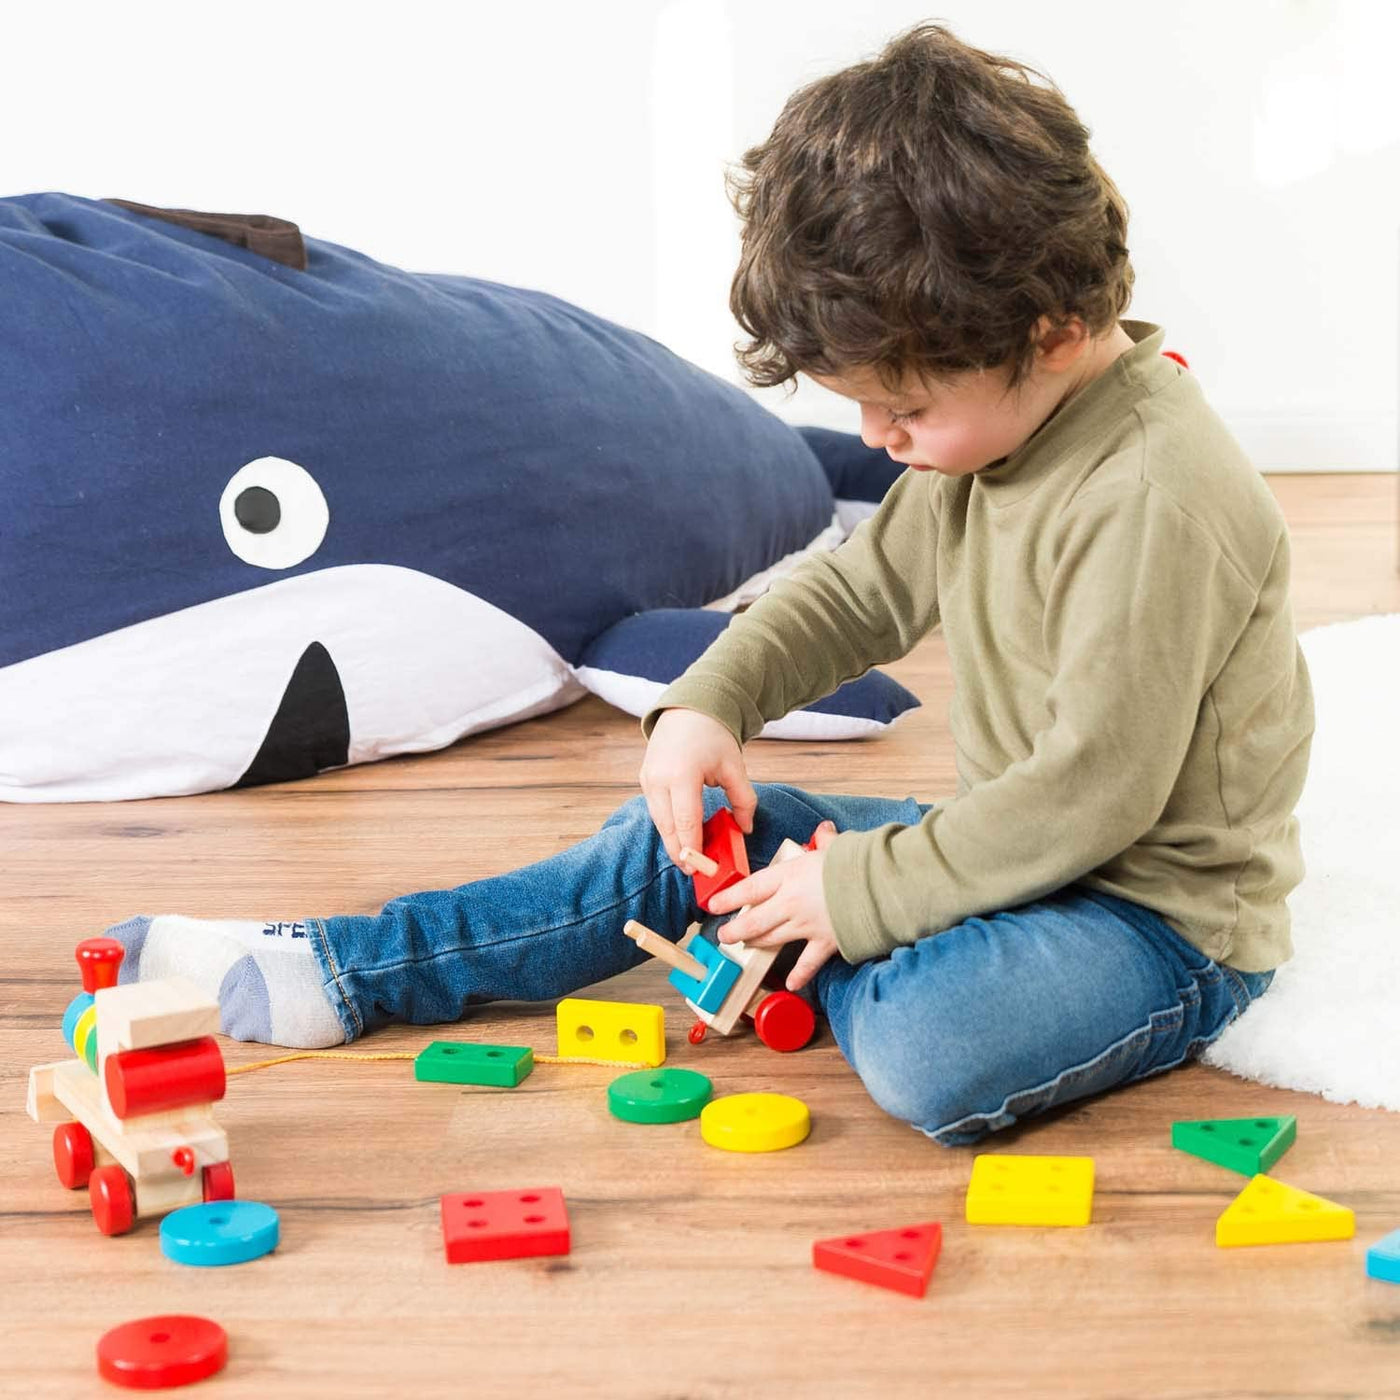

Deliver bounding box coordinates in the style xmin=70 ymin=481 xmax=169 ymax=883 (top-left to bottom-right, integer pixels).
xmin=812 ymin=1221 xmax=942 ymax=1298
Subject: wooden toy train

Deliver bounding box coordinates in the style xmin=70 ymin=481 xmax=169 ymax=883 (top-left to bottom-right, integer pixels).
xmin=623 ymin=810 xmax=819 ymax=1052
xmin=26 ymin=938 xmax=232 ymax=1236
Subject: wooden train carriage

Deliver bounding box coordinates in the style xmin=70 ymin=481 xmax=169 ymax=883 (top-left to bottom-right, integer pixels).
xmin=26 ymin=939 xmax=232 ymax=1235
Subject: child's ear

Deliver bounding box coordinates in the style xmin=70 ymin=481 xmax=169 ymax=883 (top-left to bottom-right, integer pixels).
xmin=1032 ymin=314 xmax=1091 ymax=370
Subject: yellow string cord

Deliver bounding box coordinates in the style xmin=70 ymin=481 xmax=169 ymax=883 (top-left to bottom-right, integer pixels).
xmin=227 ymin=1049 xmax=652 ymax=1076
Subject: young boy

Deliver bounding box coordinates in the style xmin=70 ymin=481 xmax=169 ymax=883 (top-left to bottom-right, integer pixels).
xmin=104 ymin=23 xmax=1313 ymax=1146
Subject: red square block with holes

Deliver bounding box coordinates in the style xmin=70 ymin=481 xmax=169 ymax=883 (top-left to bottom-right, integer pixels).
xmin=441 ymin=1187 xmax=571 ymax=1263
xmin=693 ymin=808 xmax=750 ymax=913
xmin=812 ymin=1222 xmax=942 ymax=1298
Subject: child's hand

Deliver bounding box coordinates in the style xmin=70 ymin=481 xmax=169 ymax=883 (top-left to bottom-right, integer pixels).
xmin=639 ymin=708 xmax=758 ymax=866
xmin=709 ymin=821 xmax=840 ymax=991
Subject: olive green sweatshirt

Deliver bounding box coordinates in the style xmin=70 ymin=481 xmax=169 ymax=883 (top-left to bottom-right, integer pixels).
xmin=642 ymin=321 xmax=1314 ymax=973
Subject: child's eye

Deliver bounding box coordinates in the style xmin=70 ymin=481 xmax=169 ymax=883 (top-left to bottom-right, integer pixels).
xmin=888 ymin=407 xmax=921 ymax=425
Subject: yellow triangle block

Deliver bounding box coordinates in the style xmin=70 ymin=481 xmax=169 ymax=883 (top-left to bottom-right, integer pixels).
xmin=964 ymin=1154 xmax=1094 ymax=1227
xmin=1216 ymin=1174 xmax=1356 ymax=1248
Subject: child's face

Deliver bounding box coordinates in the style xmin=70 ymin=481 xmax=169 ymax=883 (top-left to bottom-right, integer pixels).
xmin=808 ymin=359 xmax=1050 ymax=479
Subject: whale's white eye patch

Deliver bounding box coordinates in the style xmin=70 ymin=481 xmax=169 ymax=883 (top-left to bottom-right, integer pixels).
xmin=220 ymin=457 xmax=329 ymax=569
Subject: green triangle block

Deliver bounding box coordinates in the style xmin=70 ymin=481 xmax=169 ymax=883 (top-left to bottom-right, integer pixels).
xmin=415 ymin=1041 xmax=534 ymax=1087
xmin=1171 ymin=1115 xmax=1296 ymax=1176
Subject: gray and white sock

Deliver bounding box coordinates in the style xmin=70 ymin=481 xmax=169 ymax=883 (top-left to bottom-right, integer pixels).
xmin=105 ymin=915 xmax=345 ymax=1048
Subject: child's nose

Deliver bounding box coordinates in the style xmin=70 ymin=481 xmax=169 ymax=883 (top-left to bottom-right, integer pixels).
xmin=859 ymin=405 xmax=900 ymax=450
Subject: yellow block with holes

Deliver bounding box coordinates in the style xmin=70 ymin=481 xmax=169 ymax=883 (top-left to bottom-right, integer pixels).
xmin=1216 ymin=1175 xmax=1355 ymax=1248
xmin=700 ymin=1092 xmax=811 ymax=1153
xmin=555 ymin=998 xmax=665 ymax=1067
xmin=965 ymin=1153 xmax=1095 ymax=1227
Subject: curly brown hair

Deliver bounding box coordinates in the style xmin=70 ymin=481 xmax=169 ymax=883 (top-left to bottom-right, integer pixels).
xmin=726 ymin=22 xmax=1134 ymax=395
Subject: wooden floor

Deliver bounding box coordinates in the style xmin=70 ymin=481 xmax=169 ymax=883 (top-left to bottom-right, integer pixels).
xmin=3 ymin=474 xmax=1398 ymax=1399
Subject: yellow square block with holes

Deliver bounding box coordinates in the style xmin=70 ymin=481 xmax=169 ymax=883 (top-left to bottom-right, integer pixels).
xmin=1216 ymin=1174 xmax=1355 ymax=1248
xmin=555 ymin=998 xmax=665 ymax=1067
xmin=965 ymin=1153 xmax=1095 ymax=1227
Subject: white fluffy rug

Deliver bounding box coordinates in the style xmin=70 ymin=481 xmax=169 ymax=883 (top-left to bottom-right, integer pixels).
xmin=1202 ymin=612 xmax=1400 ymax=1112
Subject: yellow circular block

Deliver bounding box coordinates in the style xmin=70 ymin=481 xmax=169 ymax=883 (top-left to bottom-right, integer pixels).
xmin=700 ymin=1092 xmax=811 ymax=1153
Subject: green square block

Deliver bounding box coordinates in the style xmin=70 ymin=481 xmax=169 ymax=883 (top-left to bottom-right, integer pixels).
xmin=1171 ymin=1115 xmax=1296 ymax=1176
xmin=415 ymin=1041 xmax=534 ymax=1087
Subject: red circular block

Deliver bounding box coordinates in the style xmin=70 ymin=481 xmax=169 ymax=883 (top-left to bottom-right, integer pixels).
xmin=96 ymin=1315 xmax=228 ymax=1389
xmin=104 ymin=1037 xmax=226 ymax=1119
xmin=53 ymin=1121 xmax=95 ymax=1189
xmin=202 ymin=1160 xmax=236 ymax=1202
xmin=76 ymin=937 xmax=125 ymax=993
xmin=90 ymin=1165 xmax=135 ymax=1236
xmin=752 ymin=990 xmax=816 ymax=1052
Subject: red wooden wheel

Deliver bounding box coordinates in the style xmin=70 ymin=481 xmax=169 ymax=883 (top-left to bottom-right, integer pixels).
xmin=89 ymin=1164 xmax=135 ymax=1236
xmin=53 ymin=1121 xmax=95 ymax=1189
xmin=202 ymin=1160 xmax=235 ymax=1202
xmin=751 ymin=990 xmax=816 ymax=1052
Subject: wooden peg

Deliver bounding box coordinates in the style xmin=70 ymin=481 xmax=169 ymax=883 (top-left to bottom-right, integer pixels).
xmin=678 ymin=847 xmax=719 ymax=877
xmin=622 ymin=920 xmax=708 ymax=981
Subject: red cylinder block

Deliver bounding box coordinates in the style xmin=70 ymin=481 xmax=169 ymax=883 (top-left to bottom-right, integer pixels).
xmin=104 ymin=1037 xmax=226 ymax=1119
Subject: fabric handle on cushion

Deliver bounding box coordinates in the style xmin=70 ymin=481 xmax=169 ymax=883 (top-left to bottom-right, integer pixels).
xmin=103 ymin=199 xmax=308 ymax=270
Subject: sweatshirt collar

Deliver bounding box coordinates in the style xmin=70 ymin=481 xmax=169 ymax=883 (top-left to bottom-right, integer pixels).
xmin=972 ymin=321 xmax=1170 ymax=504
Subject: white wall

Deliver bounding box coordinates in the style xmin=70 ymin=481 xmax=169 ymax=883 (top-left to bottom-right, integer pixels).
xmin=4 ymin=0 xmax=1396 ymax=470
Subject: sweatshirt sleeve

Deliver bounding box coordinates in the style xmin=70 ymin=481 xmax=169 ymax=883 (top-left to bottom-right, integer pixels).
xmin=821 ymin=478 xmax=1267 ymax=963
xmin=639 ymin=468 xmax=941 ymax=744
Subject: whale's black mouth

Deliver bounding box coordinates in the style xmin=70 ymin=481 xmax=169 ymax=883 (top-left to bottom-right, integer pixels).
xmin=232 ymin=641 xmax=350 ymax=789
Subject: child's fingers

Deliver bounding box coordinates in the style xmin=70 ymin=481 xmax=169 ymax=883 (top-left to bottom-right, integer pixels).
xmin=722 ymin=761 xmax=758 ymax=834
xmin=717 ymin=892 xmax=786 ymax=945
xmin=786 ymin=939 xmax=835 ymax=992
xmin=643 ymin=788 xmax=680 ymax=863
xmin=671 ymin=785 xmax=704 ymax=865
xmin=708 ymin=864 xmax=781 ymax=918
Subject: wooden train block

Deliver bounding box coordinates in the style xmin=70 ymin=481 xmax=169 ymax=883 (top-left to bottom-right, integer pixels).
xmin=666 ymin=936 xmax=741 ymax=1013
xmin=133 ymin=1170 xmax=205 ymax=1219
xmin=48 ymin=1060 xmax=228 ymax=1181
xmin=622 ymin=920 xmax=708 ymax=981
xmin=95 ymin=977 xmax=220 ymax=1056
xmin=697 ymin=837 xmax=807 ymax=1035
xmin=703 ymin=938 xmax=779 ymax=1036
xmin=27 ymin=1062 xmax=68 ymax=1123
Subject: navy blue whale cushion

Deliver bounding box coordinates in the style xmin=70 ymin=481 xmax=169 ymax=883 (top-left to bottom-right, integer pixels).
xmin=0 ymin=192 xmax=910 ymax=802
xmin=578 ymin=609 xmax=919 ymax=739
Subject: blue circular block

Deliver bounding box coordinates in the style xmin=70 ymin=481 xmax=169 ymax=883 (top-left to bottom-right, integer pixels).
xmin=62 ymin=991 xmax=94 ymax=1052
xmin=160 ymin=1200 xmax=280 ymax=1267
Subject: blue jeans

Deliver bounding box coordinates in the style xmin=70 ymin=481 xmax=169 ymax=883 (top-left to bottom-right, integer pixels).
xmin=308 ymin=782 xmax=1274 ymax=1147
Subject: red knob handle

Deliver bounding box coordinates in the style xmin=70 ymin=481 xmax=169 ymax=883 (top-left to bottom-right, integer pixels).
xmin=171 ymin=1147 xmax=196 ymax=1176
xmin=76 ymin=938 xmax=125 ymax=993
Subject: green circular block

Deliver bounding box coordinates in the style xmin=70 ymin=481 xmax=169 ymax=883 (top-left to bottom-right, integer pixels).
xmin=608 ymin=1068 xmax=712 ymax=1124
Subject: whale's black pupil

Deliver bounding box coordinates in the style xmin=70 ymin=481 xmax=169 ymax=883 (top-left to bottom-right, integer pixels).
xmin=235 ymin=486 xmax=281 ymax=535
